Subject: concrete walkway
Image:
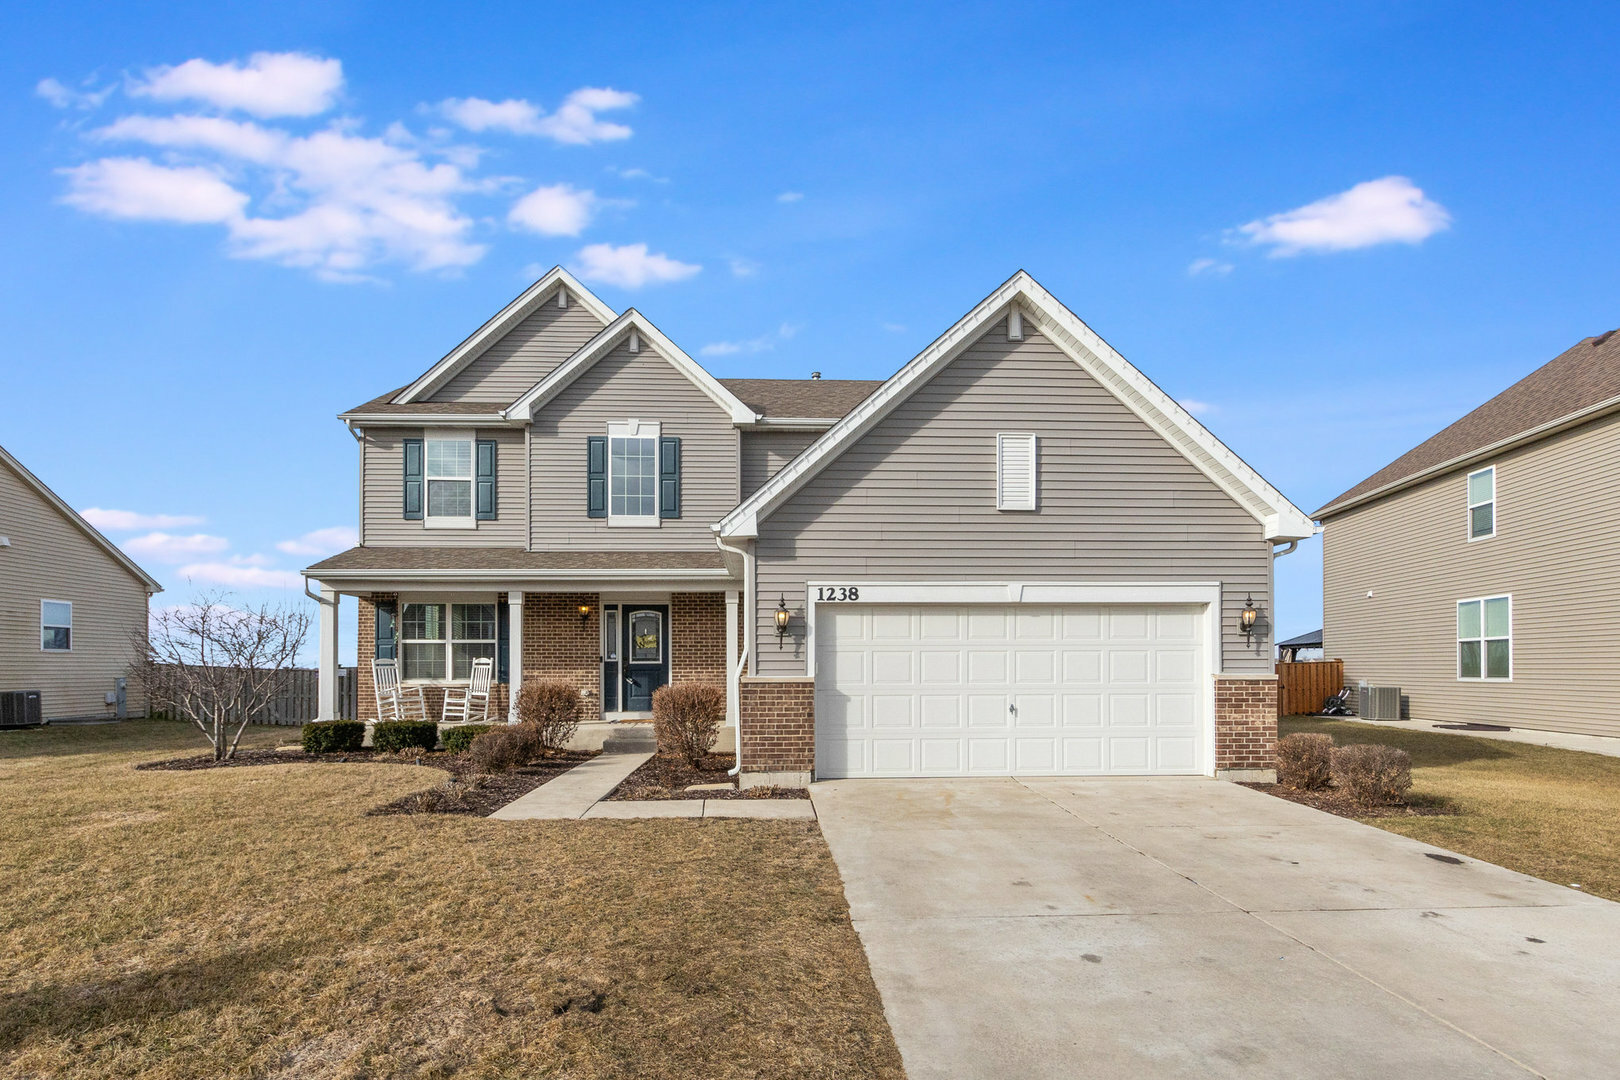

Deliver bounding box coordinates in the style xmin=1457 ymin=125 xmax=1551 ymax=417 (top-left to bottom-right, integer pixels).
xmin=812 ymin=777 xmax=1620 ymax=1080
xmin=488 ymin=752 xmax=814 ymax=820
xmin=1324 ymin=715 xmax=1620 ymax=758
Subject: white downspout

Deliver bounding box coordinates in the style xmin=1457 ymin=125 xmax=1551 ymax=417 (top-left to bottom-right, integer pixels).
xmin=715 ymin=534 xmax=753 ymax=777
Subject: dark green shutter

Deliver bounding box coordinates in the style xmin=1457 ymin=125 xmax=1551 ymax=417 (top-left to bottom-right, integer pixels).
xmin=496 ymin=598 xmax=509 ymax=683
xmin=402 ymin=439 xmax=423 ymax=520
xmin=659 ymin=436 xmax=681 ymax=518
xmin=374 ymin=602 xmax=397 ymax=660
xmin=476 ymin=439 xmax=498 ymax=520
xmin=586 ymin=436 xmax=607 ymax=518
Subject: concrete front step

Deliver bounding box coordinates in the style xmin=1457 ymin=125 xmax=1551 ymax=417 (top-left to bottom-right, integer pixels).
xmin=600 ymin=723 xmax=658 ymax=753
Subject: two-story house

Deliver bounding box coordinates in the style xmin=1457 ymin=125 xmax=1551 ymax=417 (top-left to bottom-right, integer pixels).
xmin=1317 ymin=328 xmax=1620 ymax=739
xmin=305 ymin=268 xmax=1314 ymax=785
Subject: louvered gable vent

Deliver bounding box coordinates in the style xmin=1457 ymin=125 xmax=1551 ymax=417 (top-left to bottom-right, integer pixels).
xmin=996 ymin=433 xmax=1038 ymax=511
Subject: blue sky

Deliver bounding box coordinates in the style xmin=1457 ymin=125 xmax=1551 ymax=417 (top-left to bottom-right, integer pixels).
xmin=4 ymin=1 xmax=1618 ymax=663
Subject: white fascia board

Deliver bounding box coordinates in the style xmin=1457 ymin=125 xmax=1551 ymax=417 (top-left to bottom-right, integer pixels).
xmin=336 ymin=413 xmax=521 ymax=427
xmin=717 ymin=271 xmax=1315 ymax=542
xmin=394 ymin=266 xmax=617 ymax=404
xmin=738 ymin=417 xmax=840 ymax=431
xmin=805 ymin=581 xmax=1222 ymax=606
xmin=502 ymin=309 xmax=760 ymax=425
xmin=307 ymin=568 xmax=737 ymax=594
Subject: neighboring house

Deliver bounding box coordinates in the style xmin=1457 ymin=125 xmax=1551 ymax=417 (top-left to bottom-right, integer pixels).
xmin=1317 ymin=328 xmax=1620 ymax=738
xmin=305 ymin=268 xmax=1314 ymax=784
xmin=0 ymin=444 xmax=162 ymax=722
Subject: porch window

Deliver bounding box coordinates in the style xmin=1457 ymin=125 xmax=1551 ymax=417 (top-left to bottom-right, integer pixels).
xmin=1467 ymin=466 xmax=1495 ymax=540
xmin=1457 ymin=595 xmax=1511 ymax=680
xmin=608 ymin=420 xmax=659 ymax=526
xmin=400 ymin=602 xmax=496 ymax=680
xmin=426 ymin=435 xmax=474 ymax=527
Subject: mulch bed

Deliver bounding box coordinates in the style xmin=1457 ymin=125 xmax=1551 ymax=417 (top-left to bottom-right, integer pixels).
xmin=606 ymin=752 xmax=809 ymax=800
xmin=1243 ymin=782 xmax=1457 ymax=819
xmin=136 ymin=746 xmax=599 ymax=816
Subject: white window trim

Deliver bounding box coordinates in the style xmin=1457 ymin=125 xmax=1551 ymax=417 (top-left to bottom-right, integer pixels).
xmin=607 ymin=419 xmax=661 ymax=528
xmin=424 ymin=428 xmax=477 ymax=531
xmin=996 ymin=433 xmax=1038 ymax=511
xmin=398 ymin=596 xmax=498 ymax=683
xmin=40 ymin=599 xmax=72 ymax=652
xmin=1466 ymin=465 xmax=1496 ymax=542
xmin=1456 ymin=593 xmax=1512 ymax=681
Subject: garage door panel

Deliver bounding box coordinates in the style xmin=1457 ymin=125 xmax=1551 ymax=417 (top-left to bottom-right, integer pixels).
xmin=815 ymin=603 xmax=1207 ymax=778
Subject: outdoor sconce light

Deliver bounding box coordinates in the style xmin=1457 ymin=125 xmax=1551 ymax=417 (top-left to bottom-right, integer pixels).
xmin=577 ymin=603 xmax=591 ymax=627
xmin=1239 ymin=594 xmax=1259 ymax=639
xmin=774 ymin=595 xmax=791 ymax=646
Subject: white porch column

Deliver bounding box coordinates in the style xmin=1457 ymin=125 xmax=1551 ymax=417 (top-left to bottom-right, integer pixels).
xmin=725 ymin=588 xmax=740 ymax=729
xmin=507 ymin=590 xmax=524 ymax=723
xmin=317 ymin=586 xmax=340 ymax=721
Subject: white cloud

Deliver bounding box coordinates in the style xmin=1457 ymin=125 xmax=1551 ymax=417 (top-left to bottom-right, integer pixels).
xmin=36 ymin=77 xmax=112 ymax=110
xmin=1187 ymin=257 xmax=1233 ymax=277
xmin=1235 ymin=176 xmax=1451 ymax=256
xmin=275 ymin=526 xmax=358 ymax=557
xmin=611 ymin=166 xmax=667 ymax=183
xmin=121 ymin=532 xmax=229 ymax=563
xmin=439 ymin=87 xmax=637 ymax=144
xmin=129 ymin=51 xmax=343 ymax=117
xmin=177 ymin=561 xmax=305 ymax=590
xmin=81 ymin=507 xmax=205 ymax=531
xmin=60 ymin=157 xmax=247 ymax=224
xmin=728 ymin=256 xmax=760 ymax=278
xmin=571 ymin=242 xmax=699 ymax=288
xmin=508 ymin=182 xmax=596 ymax=236
xmin=776 ymin=191 xmax=804 ymax=203
xmin=1179 ymin=398 xmax=1218 ymax=416
xmin=96 ymin=114 xmax=286 ymax=162
xmin=700 ymin=322 xmax=801 ymax=357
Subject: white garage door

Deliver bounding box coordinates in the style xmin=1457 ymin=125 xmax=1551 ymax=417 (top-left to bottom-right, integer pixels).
xmin=814 ymin=604 xmax=1207 ymax=778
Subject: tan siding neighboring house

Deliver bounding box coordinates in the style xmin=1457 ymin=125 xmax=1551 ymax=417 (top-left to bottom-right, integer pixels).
xmin=1324 ymin=410 xmax=1620 ymax=737
xmin=0 ymin=449 xmax=159 ymax=721
xmin=740 ymin=429 xmax=820 ymax=497
xmin=361 ymin=426 xmax=526 ymax=547
xmin=751 ymin=317 xmax=1274 ymax=675
xmin=427 ymin=300 xmax=607 ymax=402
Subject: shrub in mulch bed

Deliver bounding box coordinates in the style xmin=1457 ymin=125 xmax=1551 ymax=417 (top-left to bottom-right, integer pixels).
xmin=301 ymin=720 xmax=365 ymax=754
xmin=1331 ymin=743 xmax=1414 ymax=803
xmin=372 ymin=720 xmax=441 ymax=753
xmin=606 ymin=752 xmax=809 ymax=801
xmin=1276 ymin=732 xmax=1334 ymax=790
xmin=441 ymin=724 xmax=493 ymax=754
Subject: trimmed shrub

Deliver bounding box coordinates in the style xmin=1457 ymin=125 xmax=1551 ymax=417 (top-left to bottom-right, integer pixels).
xmin=468 ymin=723 xmax=542 ymax=773
xmin=1331 ymin=743 xmax=1413 ymax=804
xmin=652 ymin=682 xmax=726 ymax=767
xmin=1276 ymin=732 xmax=1334 ymax=790
xmin=442 ymin=724 xmax=493 ymax=755
xmin=302 ymin=720 xmax=365 ymax=754
xmin=516 ymin=680 xmax=583 ymax=752
xmin=373 ymin=720 xmax=441 ymax=754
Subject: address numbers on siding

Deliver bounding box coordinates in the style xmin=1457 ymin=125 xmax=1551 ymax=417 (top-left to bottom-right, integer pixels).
xmin=815 ymin=586 xmax=861 ymax=602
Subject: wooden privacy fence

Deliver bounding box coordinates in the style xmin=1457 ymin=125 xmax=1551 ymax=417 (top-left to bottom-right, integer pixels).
xmin=149 ymin=666 xmax=356 ymax=724
xmin=1275 ymin=660 xmax=1344 ymax=718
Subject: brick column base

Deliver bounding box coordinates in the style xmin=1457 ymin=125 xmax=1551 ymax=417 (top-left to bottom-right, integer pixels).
xmin=1214 ymin=674 xmax=1278 ymax=782
xmin=738 ymin=676 xmax=815 ymax=788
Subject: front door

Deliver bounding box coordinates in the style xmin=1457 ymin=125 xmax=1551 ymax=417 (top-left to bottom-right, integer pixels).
xmin=621 ymin=605 xmax=670 ymax=712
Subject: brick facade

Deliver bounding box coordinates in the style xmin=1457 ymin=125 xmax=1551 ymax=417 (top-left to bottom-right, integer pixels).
xmin=671 ymin=592 xmax=727 ymax=685
xmin=738 ymin=676 xmax=815 ymax=774
xmin=1214 ymin=674 xmax=1279 ymax=777
xmin=521 ymin=593 xmax=602 ymax=722
xmin=355 ymin=592 xmax=508 ymax=723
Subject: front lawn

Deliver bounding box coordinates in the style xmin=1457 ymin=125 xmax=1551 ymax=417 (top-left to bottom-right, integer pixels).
xmin=1282 ymin=717 xmax=1620 ymax=902
xmin=0 ymin=721 xmax=902 ymax=1080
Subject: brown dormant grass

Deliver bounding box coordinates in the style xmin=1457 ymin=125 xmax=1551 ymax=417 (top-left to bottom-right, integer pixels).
xmin=1282 ymin=717 xmax=1620 ymax=901
xmin=0 ymin=721 xmax=902 ymax=1079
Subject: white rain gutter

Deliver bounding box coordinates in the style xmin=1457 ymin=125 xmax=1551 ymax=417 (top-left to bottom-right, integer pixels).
xmin=715 ymin=533 xmax=754 ymax=777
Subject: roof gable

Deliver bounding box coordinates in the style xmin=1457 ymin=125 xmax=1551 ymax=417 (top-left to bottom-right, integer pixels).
xmin=716 ymin=271 xmax=1315 ymax=541
xmin=503 ymin=309 xmax=759 ymax=424
xmin=394 ymin=266 xmax=617 ymax=404
xmin=0 ymin=444 xmax=162 ymax=592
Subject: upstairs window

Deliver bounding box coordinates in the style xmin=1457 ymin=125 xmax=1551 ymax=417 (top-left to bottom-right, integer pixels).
xmin=608 ymin=420 xmax=660 ymax=526
xmin=996 ymin=433 xmax=1038 ymax=511
xmin=41 ymin=601 xmax=72 ymax=651
xmin=1467 ymin=466 xmax=1495 ymax=540
xmin=1457 ymin=595 xmax=1511 ymax=680
xmin=426 ymin=435 xmax=474 ymax=527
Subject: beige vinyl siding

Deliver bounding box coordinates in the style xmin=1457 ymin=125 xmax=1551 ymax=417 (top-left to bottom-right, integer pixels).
xmin=0 ymin=458 xmax=152 ymax=719
xmin=1323 ymin=410 xmax=1620 ymax=737
xmin=361 ymin=427 xmax=526 ymax=547
xmin=752 ymin=316 xmax=1272 ymax=675
xmin=740 ymin=429 xmax=821 ymax=497
xmin=427 ymin=297 xmax=607 ymax=402
xmin=530 ymin=339 xmax=739 ymax=551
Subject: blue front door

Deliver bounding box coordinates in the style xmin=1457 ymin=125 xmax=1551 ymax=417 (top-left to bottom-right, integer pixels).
xmin=621 ymin=605 xmax=670 ymax=712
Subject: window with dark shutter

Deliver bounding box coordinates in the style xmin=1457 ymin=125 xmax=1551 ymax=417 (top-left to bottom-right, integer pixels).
xmin=586 ymin=436 xmax=607 ymax=518
xmin=659 ymin=436 xmax=681 ymax=518
xmin=476 ymin=439 xmax=498 ymax=520
xmin=402 ymin=439 xmax=424 ymax=520
xmin=375 ymin=602 xmax=397 ymax=660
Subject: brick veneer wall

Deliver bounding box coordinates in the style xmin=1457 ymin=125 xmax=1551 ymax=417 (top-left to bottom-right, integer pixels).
xmin=738 ymin=676 xmax=815 ymax=773
xmin=1214 ymin=674 xmax=1278 ymax=774
xmin=671 ymin=592 xmax=726 ymax=686
xmin=523 ymin=593 xmax=602 ymax=722
xmin=354 ymin=592 xmax=508 ymax=723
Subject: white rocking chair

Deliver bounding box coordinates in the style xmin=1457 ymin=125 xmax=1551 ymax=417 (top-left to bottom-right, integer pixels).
xmin=442 ymin=656 xmax=494 ymax=724
xmin=372 ymin=658 xmax=428 ymax=723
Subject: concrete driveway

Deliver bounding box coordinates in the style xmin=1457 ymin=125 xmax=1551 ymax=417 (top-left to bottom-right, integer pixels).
xmin=811 ymin=777 xmax=1620 ymax=1080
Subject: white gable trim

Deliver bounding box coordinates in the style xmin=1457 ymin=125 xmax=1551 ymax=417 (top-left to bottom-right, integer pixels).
xmin=502 ymin=309 xmax=760 ymax=425
xmin=0 ymin=444 xmax=163 ymax=593
xmin=394 ymin=266 xmax=617 ymax=404
xmin=715 ymin=271 xmax=1315 ymax=541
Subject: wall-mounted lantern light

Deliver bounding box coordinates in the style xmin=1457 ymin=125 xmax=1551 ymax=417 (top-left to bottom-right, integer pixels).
xmin=1239 ymin=594 xmax=1259 ymax=640
xmin=578 ymin=602 xmax=591 ymax=628
xmin=775 ymin=595 xmax=791 ymax=646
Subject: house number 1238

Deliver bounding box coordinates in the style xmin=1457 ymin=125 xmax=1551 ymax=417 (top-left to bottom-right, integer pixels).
xmin=816 ymin=586 xmax=859 ymax=601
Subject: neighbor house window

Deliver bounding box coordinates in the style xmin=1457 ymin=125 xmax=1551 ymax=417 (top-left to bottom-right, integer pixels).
xmin=425 ymin=434 xmax=474 ymax=527
xmin=996 ymin=433 xmax=1038 ymax=510
xmin=40 ymin=600 xmax=71 ymax=651
xmin=1467 ymin=466 xmax=1495 ymax=540
xmin=1457 ymin=595 xmax=1511 ymax=680
xmin=400 ymin=601 xmax=496 ymax=680
xmin=608 ymin=420 xmax=659 ymax=526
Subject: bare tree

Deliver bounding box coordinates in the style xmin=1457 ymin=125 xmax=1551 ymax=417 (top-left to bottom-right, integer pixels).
xmin=133 ymin=592 xmax=311 ymax=761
